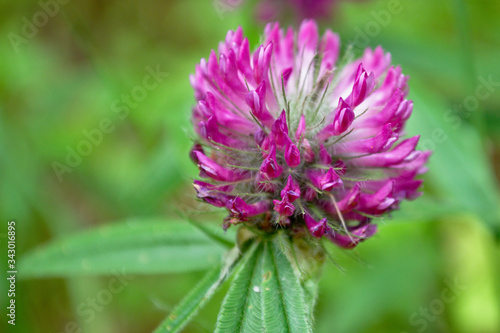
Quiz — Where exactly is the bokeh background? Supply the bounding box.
[1,0,500,332]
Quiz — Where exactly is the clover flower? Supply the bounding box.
[256,0,369,21]
[257,0,337,21]
[190,20,430,248]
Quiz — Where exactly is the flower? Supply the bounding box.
[190,20,430,248]
[256,0,366,21]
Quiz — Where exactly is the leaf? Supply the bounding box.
[19,219,228,278]
[179,211,235,249]
[215,236,313,333]
[153,247,241,333]
[260,238,313,333]
[215,242,265,333]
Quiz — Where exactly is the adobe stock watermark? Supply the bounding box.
[351,0,413,50]
[51,65,168,182]
[419,74,500,152]
[213,0,243,19]
[58,269,135,333]
[401,278,466,333]
[7,0,72,54]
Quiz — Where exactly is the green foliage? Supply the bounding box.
[153,247,239,333]
[19,219,228,277]
[215,242,264,333]
[153,266,225,333]
[259,238,313,333]
[215,236,313,333]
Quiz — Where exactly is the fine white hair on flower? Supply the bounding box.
[189,20,430,249]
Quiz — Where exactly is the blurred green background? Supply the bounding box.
[1,0,499,332]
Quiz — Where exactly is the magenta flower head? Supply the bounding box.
[257,0,337,21]
[256,0,369,21]
[190,20,430,249]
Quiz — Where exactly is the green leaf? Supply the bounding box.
[215,242,265,333]
[215,236,313,333]
[179,211,235,249]
[19,219,228,278]
[153,247,241,333]
[260,238,313,333]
